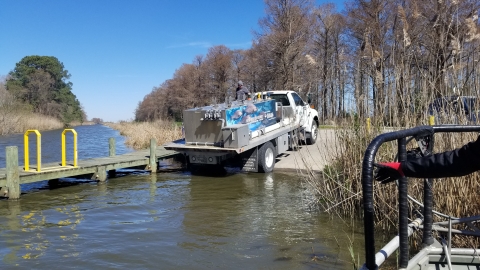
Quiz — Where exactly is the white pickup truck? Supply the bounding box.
[164,90,319,173]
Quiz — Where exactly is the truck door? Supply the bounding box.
[290,92,307,127]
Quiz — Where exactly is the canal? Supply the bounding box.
[0,125,365,269]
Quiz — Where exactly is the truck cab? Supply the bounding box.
[267,90,319,145]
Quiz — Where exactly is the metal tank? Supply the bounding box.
[182,99,277,148]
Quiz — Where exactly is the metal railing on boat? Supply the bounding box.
[361,125,480,270]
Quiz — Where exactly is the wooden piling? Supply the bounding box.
[149,138,157,173]
[94,166,107,182]
[6,146,20,200]
[109,138,116,156]
[108,138,116,178]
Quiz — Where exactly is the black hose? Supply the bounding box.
[433,125,480,133]
[398,137,409,268]
[422,178,434,245]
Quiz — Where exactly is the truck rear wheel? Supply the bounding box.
[306,122,318,145]
[258,141,276,173]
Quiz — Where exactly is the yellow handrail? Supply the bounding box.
[24,130,41,172]
[62,129,78,167]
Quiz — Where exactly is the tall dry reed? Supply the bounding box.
[302,117,480,246]
[105,120,182,149]
[0,111,64,135]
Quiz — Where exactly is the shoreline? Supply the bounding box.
[0,122,96,137]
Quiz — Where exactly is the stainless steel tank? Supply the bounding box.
[182,99,277,146]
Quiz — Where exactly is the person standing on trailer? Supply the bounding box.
[236,81,250,101]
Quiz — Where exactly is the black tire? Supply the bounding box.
[258,141,276,173]
[306,122,318,145]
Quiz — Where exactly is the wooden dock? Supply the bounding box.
[0,138,180,199]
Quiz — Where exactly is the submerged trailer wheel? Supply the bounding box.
[258,141,276,173]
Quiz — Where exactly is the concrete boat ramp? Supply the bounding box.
[274,129,336,173]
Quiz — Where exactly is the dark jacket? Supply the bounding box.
[236,86,249,100]
[402,135,480,178]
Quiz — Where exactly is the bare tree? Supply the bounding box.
[204,45,233,101]
[135,0,480,128]
[310,3,347,120]
[231,49,245,83]
[256,0,314,89]
[244,39,276,92]
[346,0,396,118]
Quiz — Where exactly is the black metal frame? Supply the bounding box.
[362,125,480,270]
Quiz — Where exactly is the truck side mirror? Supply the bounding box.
[307,93,315,108]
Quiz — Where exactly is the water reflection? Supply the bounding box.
[178,172,358,269]
[0,193,85,264]
[3,201,22,264]
[0,164,363,269]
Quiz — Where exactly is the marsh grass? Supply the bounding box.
[300,116,480,248]
[105,120,182,149]
[0,111,64,135]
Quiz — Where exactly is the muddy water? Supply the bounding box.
[0,125,365,269]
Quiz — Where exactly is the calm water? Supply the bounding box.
[0,125,365,269]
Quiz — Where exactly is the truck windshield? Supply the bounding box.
[291,92,305,106]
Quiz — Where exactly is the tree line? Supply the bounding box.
[136,0,480,126]
[4,55,86,124]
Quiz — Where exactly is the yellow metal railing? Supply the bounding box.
[24,130,41,172]
[62,129,78,167]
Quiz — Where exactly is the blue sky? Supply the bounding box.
[0,0,345,122]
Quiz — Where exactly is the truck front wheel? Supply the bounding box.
[306,122,318,145]
[258,141,276,173]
